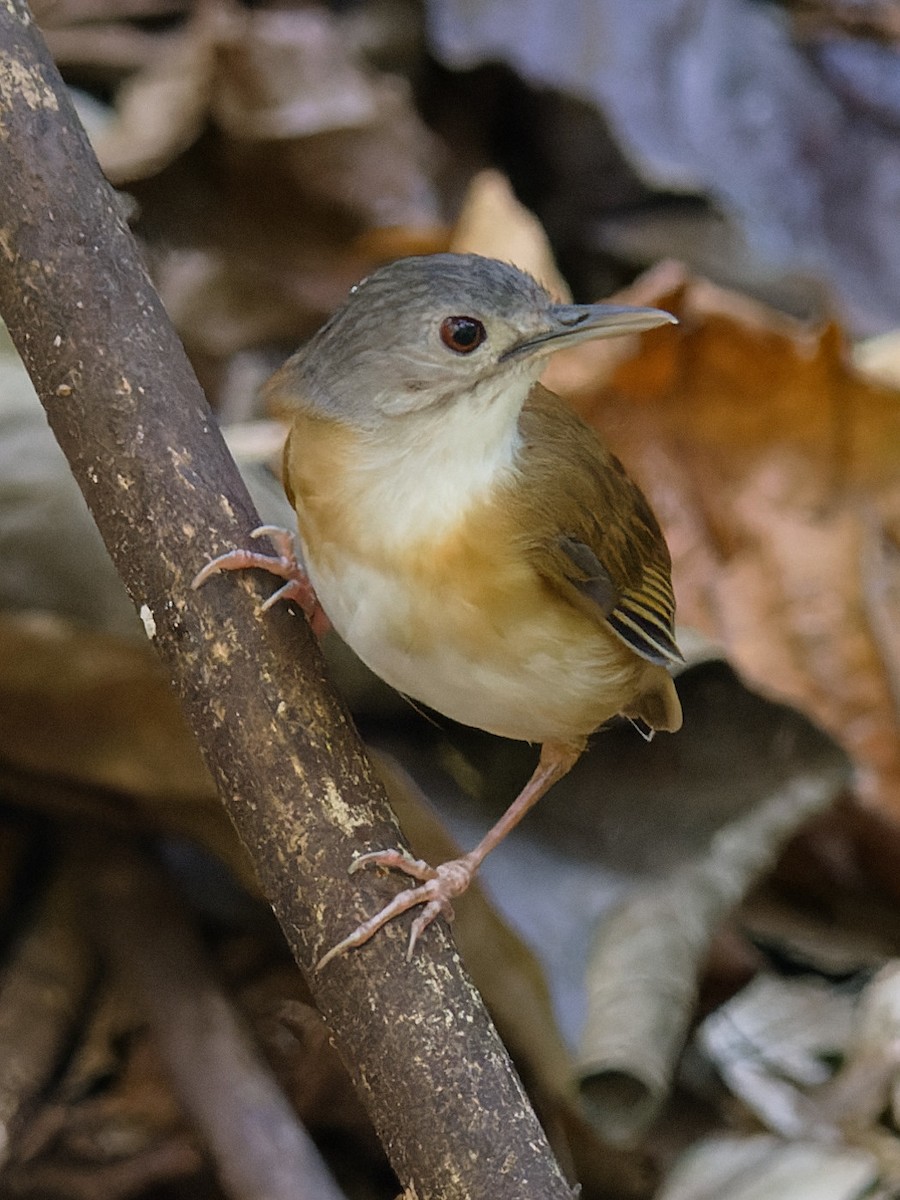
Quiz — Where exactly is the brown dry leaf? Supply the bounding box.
[91,26,214,184]
[0,613,211,804]
[353,224,451,264]
[92,0,441,230]
[788,1,900,42]
[84,0,442,374]
[0,612,252,884]
[449,170,572,302]
[541,263,900,820]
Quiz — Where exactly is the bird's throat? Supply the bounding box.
[349,371,532,543]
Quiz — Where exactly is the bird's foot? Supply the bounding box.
[191,525,330,635]
[316,849,475,970]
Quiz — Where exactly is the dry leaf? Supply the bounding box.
[657,1135,878,1200]
[450,170,572,302]
[699,974,856,1139]
[579,765,846,1142]
[855,330,900,390]
[695,967,900,1189]
[0,613,212,805]
[543,264,900,820]
[93,0,441,229]
[80,0,443,376]
[836,962,900,1130]
[210,3,386,141]
[91,26,214,184]
[788,2,900,43]
[0,612,252,884]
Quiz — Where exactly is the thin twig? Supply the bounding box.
[85,836,347,1200]
[0,852,94,1170]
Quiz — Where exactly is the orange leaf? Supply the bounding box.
[546,263,900,818]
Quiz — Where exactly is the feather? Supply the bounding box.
[511,384,683,668]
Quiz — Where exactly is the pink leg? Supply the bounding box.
[191,525,330,636]
[316,739,585,969]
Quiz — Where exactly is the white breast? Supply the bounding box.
[338,370,529,548]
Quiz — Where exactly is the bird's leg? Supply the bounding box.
[317,739,585,969]
[191,524,330,636]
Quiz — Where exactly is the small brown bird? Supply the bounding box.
[194,253,682,968]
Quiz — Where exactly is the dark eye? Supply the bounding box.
[440,316,486,354]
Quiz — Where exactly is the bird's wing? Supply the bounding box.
[513,384,682,667]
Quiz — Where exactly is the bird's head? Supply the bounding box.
[271,253,676,427]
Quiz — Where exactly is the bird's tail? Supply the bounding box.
[625,667,683,736]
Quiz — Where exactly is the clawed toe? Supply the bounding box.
[250,524,297,560]
[316,852,474,970]
[349,848,437,883]
[259,579,311,613]
[407,898,455,960]
[191,526,330,634]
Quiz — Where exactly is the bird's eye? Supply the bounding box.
[440,316,486,354]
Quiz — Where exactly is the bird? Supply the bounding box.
[193,253,683,969]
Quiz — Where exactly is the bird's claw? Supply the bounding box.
[316,851,474,970]
[348,847,437,882]
[191,524,330,635]
[251,524,297,560]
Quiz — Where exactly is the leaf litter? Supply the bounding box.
[3,2,900,1196]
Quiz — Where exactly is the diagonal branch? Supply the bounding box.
[0,6,574,1197]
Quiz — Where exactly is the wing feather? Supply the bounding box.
[512,385,682,667]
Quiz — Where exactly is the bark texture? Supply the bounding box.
[0,7,574,1196]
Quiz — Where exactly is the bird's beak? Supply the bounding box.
[500,303,677,362]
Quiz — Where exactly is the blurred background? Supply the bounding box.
[1,1,900,1197]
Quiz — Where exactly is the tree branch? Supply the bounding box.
[0,7,574,1197]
